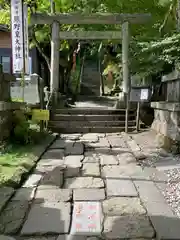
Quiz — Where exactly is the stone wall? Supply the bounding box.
[0,73,18,143]
[151,102,180,151]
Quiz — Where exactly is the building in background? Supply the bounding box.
[0,24,39,76]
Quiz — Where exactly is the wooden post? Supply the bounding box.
[122,21,130,133]
[136,101,140,132]
[50,0,59,104]
[38,76,45,132]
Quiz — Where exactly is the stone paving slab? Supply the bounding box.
[107,136,128,148]
[135,180,180,239]
[73,189,105,201]
[154,158,180,171]
[117,152,137,165]
[64,155,84,165]
[37,159,65,168]
[103,215,154,239]
[64,177,104,189]
[57,236,87,240]
[65,142,84,155]
[0,187,14,213]
[65,167,81,177]
[71,202,103,236]
[21,202,71,235]
[106,179,138,197]
[0,200,29,234]
[99,154,118,165]
[82,163,100,177]
[102,165,130,179]
[34,188,72,203]
[2,131,179,240]
[102,165,150,180]
[134,181,167,203]
[83,152,99,163]
[61,134,81,140]
[13,188,36,201]
[23,174,42,188]
[40,168,64,187]
[80,133,99,143]
[85,138,110,149]
[41,149,64,160]
[50,138,69,149]
[64,155,84,177]
[103,197,146,216]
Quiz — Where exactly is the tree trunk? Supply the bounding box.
[177,0,180,31]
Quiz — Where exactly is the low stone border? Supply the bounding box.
[121,132,146,160]
[0,133,58,214]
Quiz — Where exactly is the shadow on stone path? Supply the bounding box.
[0,132,180,239]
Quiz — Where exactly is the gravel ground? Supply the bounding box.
[130,130,180,217]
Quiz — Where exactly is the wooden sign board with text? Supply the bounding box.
[32,109,50,121]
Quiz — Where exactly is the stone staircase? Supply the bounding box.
[48,105,137,133]
[80,60,100,96]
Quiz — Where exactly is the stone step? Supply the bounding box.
[49,120,136,128]
[49,126,136,133]
[52,114,136,121]
[53,108,135,115]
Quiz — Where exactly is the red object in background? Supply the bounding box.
[108,71,113,81]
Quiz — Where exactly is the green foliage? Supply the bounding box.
[0,0,179,83]
[10,109,44,145]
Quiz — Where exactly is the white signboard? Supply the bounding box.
[11,81,39,104]
[23,4,29,75]
[140,89,149,100]
[11,0,24,73]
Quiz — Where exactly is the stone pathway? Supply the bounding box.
[1,132,180,239]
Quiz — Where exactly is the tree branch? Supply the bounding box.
[30,26,51,70]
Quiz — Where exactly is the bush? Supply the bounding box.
[10,108,45,145]
[11,109,31,145]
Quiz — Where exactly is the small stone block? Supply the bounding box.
[83,152,99,163]
[82,163,100,176]
[40,168,63,187]
[103,197,146,216]
[65,167,81,177]
[21,202,71,235]
[0,187,14,213]
[57,235,86,240]
[50,138,67,149]
[42,149,64,160]
[100,155,118,166]
[65,142,84,155]
[64,155,84,166]
[102,166,130,179]
[13,188,36,201]
[106,179,138,197]
[34,188,72,203]
[117,152,136,165]
[80,133,99,143]
[0,201,29,234]
[103,216,154,239]
[37,159,65,167]
[71,202,103,236]
[23,174,42,188]
[73,189,105,201]
[64,177,104,189]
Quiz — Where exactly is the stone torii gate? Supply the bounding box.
[30,13,151,97]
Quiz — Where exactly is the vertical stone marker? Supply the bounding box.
[71,202,103,236]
